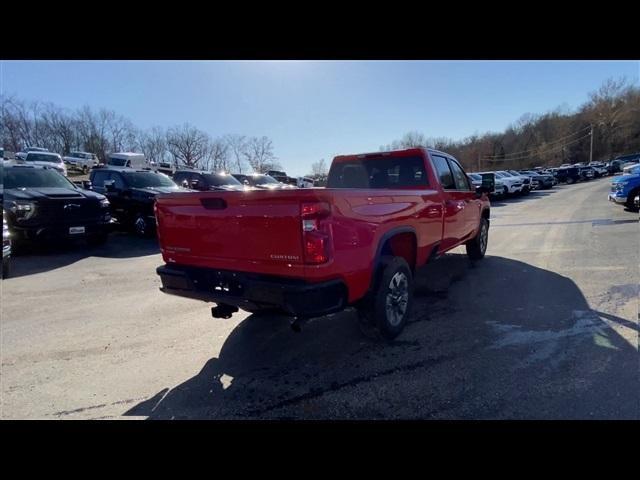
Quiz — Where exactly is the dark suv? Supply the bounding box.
[555,167,581,184]
[172,169,246,191]
[90,167,187,237]
[2,164,111,246]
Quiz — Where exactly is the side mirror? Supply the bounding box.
[73,180,93,190]
[104,179,116,193]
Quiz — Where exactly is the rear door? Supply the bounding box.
[431,154,475,250]
[447,157,479,238]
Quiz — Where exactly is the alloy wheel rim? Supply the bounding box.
[385,272,409,327]
[135,217,146,235]
[480,222,488,253]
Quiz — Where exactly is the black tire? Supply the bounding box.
[566,177,575,185]
[87,233,108,246]
[357,256,413,340]
[625,189,640,211]
[466,217,489,260]
[82,165,89,174]
[2,257,10,279]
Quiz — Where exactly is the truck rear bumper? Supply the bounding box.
[157,264,348,318]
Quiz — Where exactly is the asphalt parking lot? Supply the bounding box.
[1,177,638,419]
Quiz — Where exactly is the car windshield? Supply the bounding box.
[243,174,279,186]
[109,158,128,166]
[122,172,177,188]
[26,153,61,163]
[3,167,76,189]
[203,173,242,186]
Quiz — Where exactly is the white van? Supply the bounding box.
[107,152,154,170]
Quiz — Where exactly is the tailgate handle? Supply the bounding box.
[200,198,227,210]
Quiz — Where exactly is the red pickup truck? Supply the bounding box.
[155,148,492,339]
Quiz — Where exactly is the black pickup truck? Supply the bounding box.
[2,164,112,246]
[90,167,190,237]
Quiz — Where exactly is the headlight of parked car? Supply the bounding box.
[99,197,110,208]
[9,201,36,221]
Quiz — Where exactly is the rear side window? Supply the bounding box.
[431,155,455,190]
[91,170,109,187]
[448,159,472,191]
[327,155,428,189]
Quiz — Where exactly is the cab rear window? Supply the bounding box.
[327,156,428,189]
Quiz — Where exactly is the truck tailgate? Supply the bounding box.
[155,190,311,275]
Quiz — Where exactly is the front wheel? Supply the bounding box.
[87,233,108,246]
[466,217,489,260]
[626,189,640,211]
[357,256,413,340]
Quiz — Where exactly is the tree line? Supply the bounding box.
[1,96,282,174]
[380,77,640,172]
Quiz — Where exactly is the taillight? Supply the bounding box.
[301,202,332,264]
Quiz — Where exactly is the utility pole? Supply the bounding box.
[589,124,594,164]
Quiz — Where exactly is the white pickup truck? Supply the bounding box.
[64,151,99,173]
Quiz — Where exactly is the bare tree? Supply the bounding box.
[224,134,248,173]
[137,126,169,165]
[203,137,230,172]
[309,158,328,178]
[166,123,210,168]
[243,136,280,173]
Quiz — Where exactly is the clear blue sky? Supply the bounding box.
[2,60,638,176]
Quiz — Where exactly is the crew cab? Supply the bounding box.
[90,167,190,237]
[64,151,99,174]
[155,148,492,339]
[609,168,640,210]
[2,164,111,246]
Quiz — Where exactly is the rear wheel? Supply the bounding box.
[2,257,10,279]
[466,217,489,260]
[133,214,153,238]
[357,256,413,340]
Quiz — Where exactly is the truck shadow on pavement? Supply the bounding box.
[125,254,639,420]
[7,232,159,279]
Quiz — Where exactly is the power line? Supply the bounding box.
[484,132,593,163]
[483,125,592,159]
